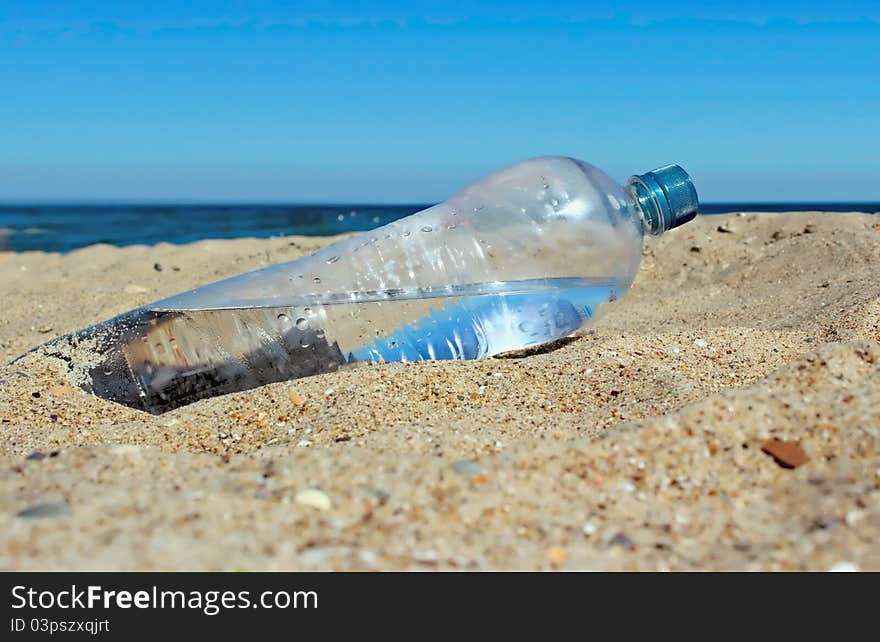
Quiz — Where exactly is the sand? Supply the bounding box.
[1,211,878,570]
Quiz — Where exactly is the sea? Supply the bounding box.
[1,202,878,254]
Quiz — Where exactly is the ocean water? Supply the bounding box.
[1,202,878,253]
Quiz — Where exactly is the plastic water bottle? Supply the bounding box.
[39,156,699,413]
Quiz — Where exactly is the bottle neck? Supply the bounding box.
[627,165,699,236]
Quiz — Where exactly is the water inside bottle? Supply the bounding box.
[84,276,626,412]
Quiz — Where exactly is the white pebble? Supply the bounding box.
[412,550,439,564]
[828,562,859,572]
[294,488,332,511]
[694,338,708,348]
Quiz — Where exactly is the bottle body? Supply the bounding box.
[55,157,680,413]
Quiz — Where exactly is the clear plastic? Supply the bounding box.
[38,156,662,413]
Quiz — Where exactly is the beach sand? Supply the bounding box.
[1,211,878,570]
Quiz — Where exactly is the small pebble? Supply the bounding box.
[761,438,807,469]
[287,389,307,407]
[294,489,332,511]
[608,532,635,550]
[16,502,70,520]
[451,460,481,477]
[545,546,567,564]
[694,338,708,348]
[123,284,149,294]
[412,550,439,565]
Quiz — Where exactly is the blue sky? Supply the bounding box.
[1,1,878,203]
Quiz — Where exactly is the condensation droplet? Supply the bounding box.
[550,199,559,207]
[316,328,325,338]
[277,313,290,323]
[313,276,321,284]
[402,230,411,237]
[447,224,456,230]
[295,317,309,331]
[299,337,310,348]
[304,307,313,316]
[421,225,433,233]
[326,255,339,264]
[517,321,530,333]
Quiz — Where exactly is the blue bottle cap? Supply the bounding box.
[627,164,699,235]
